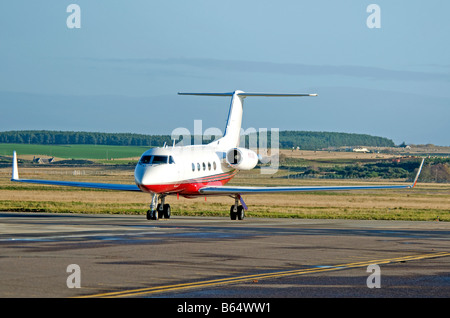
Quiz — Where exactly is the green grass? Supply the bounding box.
[1,200,447,221]
[0,143,149,160]
[0,200,146,215]
[1,144,448,221]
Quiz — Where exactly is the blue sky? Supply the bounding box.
[0,1,449,145]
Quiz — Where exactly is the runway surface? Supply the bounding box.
[0,212,449,299]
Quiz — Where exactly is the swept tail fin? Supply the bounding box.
[178,90,317,149]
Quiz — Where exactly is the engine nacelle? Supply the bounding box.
[226,148,258,170]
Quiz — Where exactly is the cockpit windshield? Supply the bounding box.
[152,155,168,164]
[139,155,175,165]
[140,156,152,164]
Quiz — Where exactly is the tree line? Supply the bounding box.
[0,130,395,150]
[278,130,395,149]
[0,131,171,147]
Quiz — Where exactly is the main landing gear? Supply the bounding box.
[147,193,171,220]
[146,193,246,221]
[230,195,245,220]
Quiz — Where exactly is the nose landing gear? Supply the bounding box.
[147,194,171,220]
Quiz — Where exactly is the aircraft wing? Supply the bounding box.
[10,151,141,192]
[11,178,141,191]
[199,159,425,195]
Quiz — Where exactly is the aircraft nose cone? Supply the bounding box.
[134,165,146,185]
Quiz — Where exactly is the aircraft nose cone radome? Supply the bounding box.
[134,165,147,186]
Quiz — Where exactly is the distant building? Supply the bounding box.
[33,156,55,164]
[352,148,369,153]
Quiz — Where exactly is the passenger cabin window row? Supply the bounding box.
[139,155,218,173]
[192,161,217,172]
[139,155,175,165]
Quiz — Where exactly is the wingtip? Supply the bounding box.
[11,151,19,181]
[411,158,425,188]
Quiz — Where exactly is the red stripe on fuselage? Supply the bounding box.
[138,170,237,196]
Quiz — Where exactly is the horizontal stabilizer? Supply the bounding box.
[178,92,317,97]
[238,93,317,97]
[178,92,234,97]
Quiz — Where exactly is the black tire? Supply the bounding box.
[230,205,237,220]
[237,205,245,220]
[147,210,157,220]
[163,204,171,219]
[155,204,162,219]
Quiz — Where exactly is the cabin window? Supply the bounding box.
[213,162,217,170]
[202,162,206,171]
[197,163,200,171]
[169,156,175,164]
[192,163,195,171]
[208,162,211,170]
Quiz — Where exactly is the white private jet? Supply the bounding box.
[11,90,424,220]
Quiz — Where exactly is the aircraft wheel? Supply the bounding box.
[157,204,164,219]
[147,210,157,220]
[163,204,171,219]
[230,205,237,220]
[237,205,245,220]
[147,210,158,220]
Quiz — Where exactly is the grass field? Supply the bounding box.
[0,163,449,221]
[0,144,448,221]
[0,143,147,161]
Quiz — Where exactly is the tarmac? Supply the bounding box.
[0,212,449,299]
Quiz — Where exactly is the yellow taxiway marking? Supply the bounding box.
[77,251,450,298]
